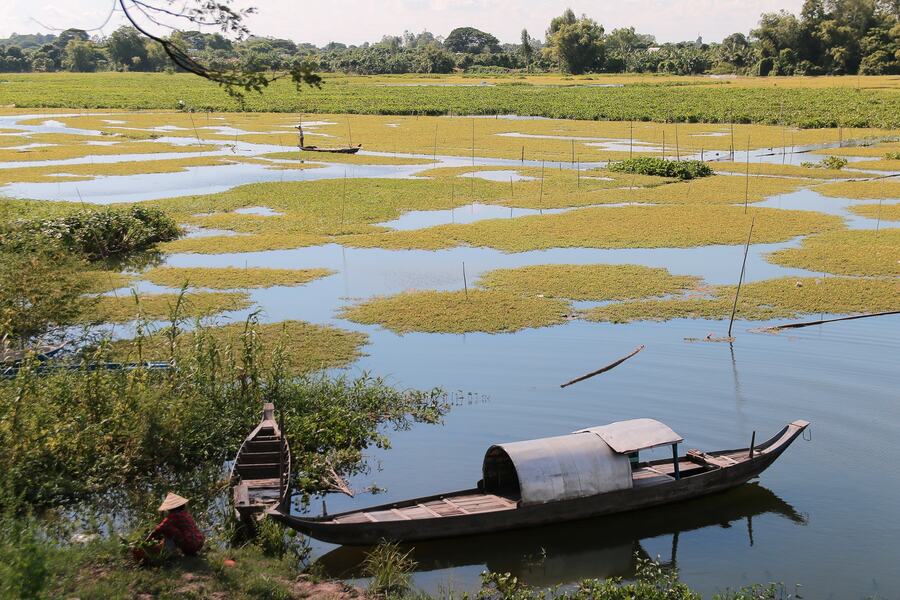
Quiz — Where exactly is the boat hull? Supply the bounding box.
[300,146,361,154]
[270,421,807,545]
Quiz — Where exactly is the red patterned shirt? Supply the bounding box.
[152,509,205,555]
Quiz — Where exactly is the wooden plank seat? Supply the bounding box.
[233,483,250,506]
[328,493,516,524]
[687,448,738,468]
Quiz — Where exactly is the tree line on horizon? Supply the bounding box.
[1,1,897,77]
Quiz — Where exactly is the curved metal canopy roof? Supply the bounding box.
[483,432,632,506]
[575,418,683,454]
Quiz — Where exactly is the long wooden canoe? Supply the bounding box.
[300,145,361,154]
[268,419,808,545]
[230,403,291,523]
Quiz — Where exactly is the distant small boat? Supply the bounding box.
[299,145,361,154]
[231,403,291,523]
[269,418,809,545]
[295,123,361,154]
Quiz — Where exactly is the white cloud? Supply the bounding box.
[2,0,805,44]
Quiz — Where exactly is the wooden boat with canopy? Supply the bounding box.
[268,418,809,545]
[230,403,291,523]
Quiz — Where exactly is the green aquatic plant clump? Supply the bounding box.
[586,276,898,323]
[89,291,252,323]
[341,289,571,334]
[478,264,700,301]
[848,202,900,223]
[142,266,334,290]
[768,228,900,276]
[345,205,843,252]
[112,320,367,374]
[607,157,713,180]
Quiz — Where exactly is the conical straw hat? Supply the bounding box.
[158,492,189,512]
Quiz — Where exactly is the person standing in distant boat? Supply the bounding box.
[296,123,305,148]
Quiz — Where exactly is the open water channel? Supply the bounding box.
[2,113,899,598]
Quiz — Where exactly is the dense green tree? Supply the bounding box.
[520,28,534,70]
[61,39,101,72]
[718,33,754,70]
[545,8,605,74]
[605,27,656,71]
[54,28,89,49]
[107,26,149,70]
[414,44,455,73]
[444,27,501,54]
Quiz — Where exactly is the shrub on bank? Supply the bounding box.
[607,157,713,180]
[0,206,181,261]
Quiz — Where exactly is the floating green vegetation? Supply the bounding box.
[81,270,134,294]
[811,142,900,157]
[815,179,900,200]
[478,264,700,301]
[262,150,436,165]
[142,266,334,289]
[711,161,858,179]
[768,228,900,276]
[0,156,244,186]
[848,202,900,222]
[0,132,120,148]
[847,158,900,171]
[586,277,899,323]
[576,172,806,206]
[608,157,712,179]
[341,289,571,334]
[344,205,843,252]
[159,232,328,254]
[113,320,367,373]
[0,139,217,163]
[89,291,252,323]
[0,198,81,222]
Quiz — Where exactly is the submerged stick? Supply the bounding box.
[539,159,545,212]
[753,311,900,333]
[560,345,645,388]
[727,217,755,339]
[675,121,680,161]
[433,122,438,163]
[462,261,468,299]
[629,120,633,159]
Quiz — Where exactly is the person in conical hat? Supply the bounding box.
[146,492,205,557]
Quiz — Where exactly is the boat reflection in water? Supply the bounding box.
[314,483,806,589]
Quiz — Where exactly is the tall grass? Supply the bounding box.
[363,542,417,598]
[0,307,447,514]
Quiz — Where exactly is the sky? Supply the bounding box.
[0,0,806,45]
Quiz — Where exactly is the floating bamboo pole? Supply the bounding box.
[753,310,900,333]
[560,345,645,388]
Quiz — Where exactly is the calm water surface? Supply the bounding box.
[4,113,899,598]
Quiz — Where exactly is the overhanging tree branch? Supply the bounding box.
[118,0,320,100]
